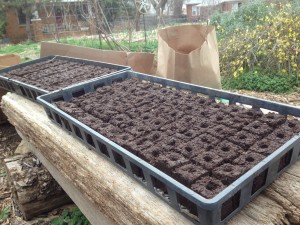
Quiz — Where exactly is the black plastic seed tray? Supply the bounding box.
[0,55,130,101]
[37,71,300,225]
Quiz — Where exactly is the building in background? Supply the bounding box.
[185,0,246,22]
[4,0,95,43]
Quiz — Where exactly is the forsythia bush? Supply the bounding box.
[212,1,300,79]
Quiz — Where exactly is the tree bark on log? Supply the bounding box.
[1,93,300,225]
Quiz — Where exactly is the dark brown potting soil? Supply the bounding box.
[55,78,300,199]
[1,59,117,92]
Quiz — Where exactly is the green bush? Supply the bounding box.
[211,0,300,94]
[222,71,299,93]
[210,0,272,39]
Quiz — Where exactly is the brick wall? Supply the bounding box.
[222,2,233,11]
[5,9,28,44]
[187,4,221,21]
[186,1,245,22]
[31,19,93,42]
[187,4,198,21]
[5,5,95,43]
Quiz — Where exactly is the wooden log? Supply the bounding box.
[1,92,300,225]
[4,152,72,220]
[0,88,8,124]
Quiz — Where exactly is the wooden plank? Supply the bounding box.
[1,92,300,225]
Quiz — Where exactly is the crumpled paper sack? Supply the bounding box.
[156,24,221,89]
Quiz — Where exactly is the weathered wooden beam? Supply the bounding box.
[0,88,8,124]
[1,93,300,225]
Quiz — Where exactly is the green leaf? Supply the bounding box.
[0,207,11,221]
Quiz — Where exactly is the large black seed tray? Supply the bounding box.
[37,71,300,225]
[0,55,130,101]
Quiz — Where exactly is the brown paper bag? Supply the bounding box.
[0,54,22,123]
[40,42,155,74]
[156,25,221,89]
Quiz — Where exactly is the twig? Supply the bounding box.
[11,192,15,218]
[0,192,11,200]
[22,162,33,168]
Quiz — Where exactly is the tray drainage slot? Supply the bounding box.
[73,125,83,139]
[251,168,268,195]
[24,88,32,99]
[97,141,109,158]
[278,149,293,172]
[176,193,198,219]
[85,133,95,148]
[31,91,38,100]
[221,191,240,221]
[151,176,169,201]
[5,83,12,91]
[72,89,85,98]
[4,82,10,90]
[130,163,146,183]
[61,117,72,132]
[8,83,15,91]
[54,113,62,126]
[20,86,26,96]
[1,81,6,88]
[112,151,126,169]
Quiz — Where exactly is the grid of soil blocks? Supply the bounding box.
[55,78,300,199]
[1,59,117,91]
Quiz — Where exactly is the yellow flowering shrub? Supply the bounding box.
[215,2,300,78]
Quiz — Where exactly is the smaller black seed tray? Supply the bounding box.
[0,55,130,101]
[37,71,300,225]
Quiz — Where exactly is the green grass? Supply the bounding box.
[0,31,158,64]
[59,32,158,53]
[222,70,300,93]
[0,41,40,62]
